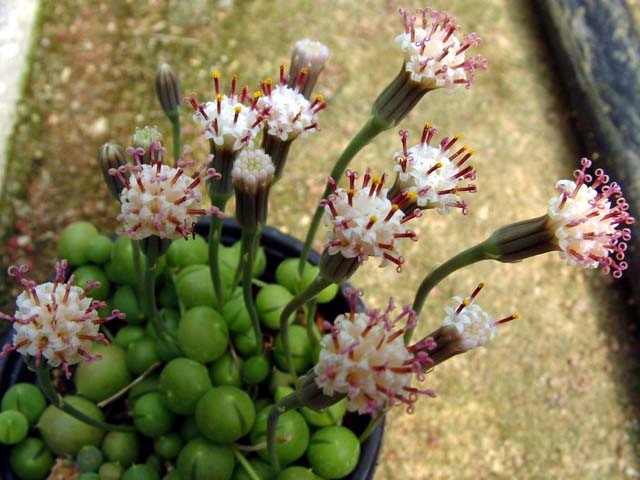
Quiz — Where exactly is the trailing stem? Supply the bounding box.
[170,112,181,164]
[208,194,231,307]
[35,364,133,433]
[279,276,332,377]
[267,392,304,472]
[240,228,263,354]
[143,245,180,355]
[232,446,261,480]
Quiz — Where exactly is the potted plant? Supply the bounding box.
[0,5,634,480]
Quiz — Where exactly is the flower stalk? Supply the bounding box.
[34,364,133,433]
[267,392,305,472]
[279,275,332,376]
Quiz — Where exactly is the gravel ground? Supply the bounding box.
[1,1,639,479]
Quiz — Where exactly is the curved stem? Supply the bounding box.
[232,446,261,480]
[143,246,180,354]
[241,228,263,354]
[132,240,142,292]
[305,299,319,348]
[405,242,491,344]
[297,115,387,278]
[97,361,162,408]
[267,392,304,472]
[171,115,181,164]
[208,213,226,307]
[359,410,385,443]
[279,276,331,377]
[35,365,133,433]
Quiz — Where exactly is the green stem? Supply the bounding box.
[241,228,263,354]
[132,240,142,294]
[267,392,304,472]
[252,278,268,288]
[280,276,331,377]
[171,115,181,164]
[35,365,133,432]
[305,299,319,348]
[232,447,261,480]
[297,115,388,278]
[405,242,491,344]
[359,410,385,443]
[100,325,115,344]
[208,212,227,307]
[143,245,180,354]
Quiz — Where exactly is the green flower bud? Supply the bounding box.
[155,63,181,118]
[98,142,128,201]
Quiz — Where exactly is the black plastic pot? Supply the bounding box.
[0,219,384,480]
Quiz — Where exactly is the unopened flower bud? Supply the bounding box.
[288,39,330,99]
[132,126,164,165]
[98,142,128,201]
[232,148,275,231]
[155,63,182,119]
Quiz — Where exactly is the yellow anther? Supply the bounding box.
[234,106,242,114]
[253,91,262,99]
[315,94,324,102]
[424,122,432,129]
[369,215,378,222]
[216,93,223,102]
[264,78,272,85]
[462,298,470,306]
[478,282,485,288]
[212,70,220,79]
[454,134,461,140]
[467,148,476,155]
[434,162,443,169]
[406,191,417,201]
[512,313,520,320]
[301,67,309,74]
[391,204,399,212]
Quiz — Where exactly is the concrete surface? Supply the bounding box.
[0,0,39,197]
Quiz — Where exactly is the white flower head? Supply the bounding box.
[322,169,420,271]
[231,148,275,195]
[547,158,635,278]
[442,283,517,352]
[392,125,477,214]
[396,8,487,90]
[314,290,434,415]
[114,142,221,240]
[189,72,262,151]
[257,67,326,142]
[289,39,330,98]
[0,262,125,378]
